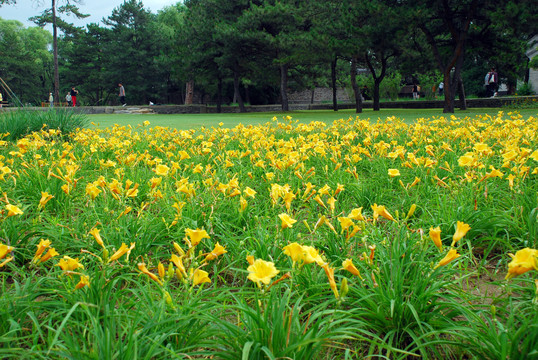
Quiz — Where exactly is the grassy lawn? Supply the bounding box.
[88,107,538,130]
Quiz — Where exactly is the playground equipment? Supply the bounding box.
[0,77,24,107]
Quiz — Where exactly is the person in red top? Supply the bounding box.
[70,86,79,107]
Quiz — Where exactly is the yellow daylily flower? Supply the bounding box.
[505,248,538,280]
[247,259,280,287]
[192,268,211,286]
[278,213,297,229]
[38,192,54,208]
[56,256,84,271]
[371,204,395,222]
[507,174,516,190]
[138,263,162,285]
[409,177,421,188]
[33,239,51,261]
[342,258,363,279]
[108,243,130,263]
[318,184,331,196]
[429,226,443,251]
[327,196,336,213]
[451,221,471,246]
[205,242,227,261]
[75,275,90,289]
[302,245,325,266]
[170,254,186,276]
[185,228,210,247]
[313,195,327,209]
[149,177,163,189]
[89,228,105,248]
[158,262,165,279]
[0,243,14,260]
[173,242,185,256]
[0,257,14,268]
[243,186,257,198]
[388,168,401,177]
[322,263,339,299]
[283,242,305,263]
[85,183,101,200]
[239,196,248,212]
[5,204,23,217]
[154,164,170,176]
[434,248,460,269]
[348,207,365,221]
[338,217,354,233]
[40,248,59,263]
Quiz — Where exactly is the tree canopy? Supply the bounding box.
[1,0,536,112]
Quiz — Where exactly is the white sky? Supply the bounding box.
[1,0,180,28]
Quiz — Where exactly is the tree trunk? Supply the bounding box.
[280,63,289,111]
[524,58,530,83]
[310,88,315,104]
[350,56,362,113]
[443,53,466,112]
[443,71,455,113]
[52,0,60,105]
[331,56,338,111]
[419,7,473,113]
[373,80,381,111]
[457,76,466,110]
[217,77,222,113]
[233,63,245,113]
[364,53,387,112]
[244,84,250,105]
[185,80,194,104]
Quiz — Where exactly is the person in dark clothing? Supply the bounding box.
[412,84,419,100]
[70,87,79,107]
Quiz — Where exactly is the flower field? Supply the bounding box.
[1,112,538,358]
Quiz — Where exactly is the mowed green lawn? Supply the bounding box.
[87,107,538,130]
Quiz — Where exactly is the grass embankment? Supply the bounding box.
[88,107,538,130]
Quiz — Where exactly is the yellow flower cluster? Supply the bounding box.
[428,221,471,269]
[0,113,536,303]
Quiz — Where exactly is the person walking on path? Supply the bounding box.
[486,68,498,97]
[49,93,54,107]
[118,83,126,106]
[412,83,419,100]
[66,92,72,107]
[70,87,79,107]
[438,82,444,96]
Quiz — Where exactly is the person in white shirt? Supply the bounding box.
[118,83,126,106]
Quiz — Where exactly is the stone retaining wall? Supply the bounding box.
[287,87,351,104]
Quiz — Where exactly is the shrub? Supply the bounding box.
[352,72,402,101]
[0,109,89,141]
[516,82,536,96]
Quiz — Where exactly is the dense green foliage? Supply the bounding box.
[0,18,52,104]
[0,109,89,140]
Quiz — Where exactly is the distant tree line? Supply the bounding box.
[0,0,536,113]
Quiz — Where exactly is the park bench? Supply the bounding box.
[399,84,424,98]
[41,102,70,107]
